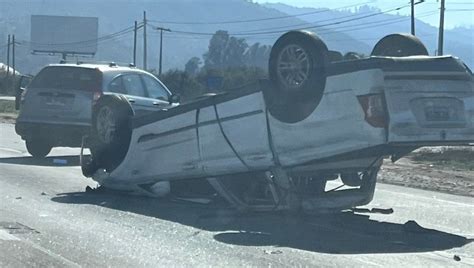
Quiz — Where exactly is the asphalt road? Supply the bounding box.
[0,122,473,267]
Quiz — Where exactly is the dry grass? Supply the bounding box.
[0,100,17,123]
[409,147,474,171]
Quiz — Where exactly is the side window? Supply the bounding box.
[107,76,126,94]
[141,74,169,100]
[122,74,146,97]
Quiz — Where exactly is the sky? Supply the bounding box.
[254,0,474,29]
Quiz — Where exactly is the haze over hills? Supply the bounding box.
[0,0,367,74]
[0,0,472,74]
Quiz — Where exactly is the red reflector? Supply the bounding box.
[93,91,101,101]
[357,94,387,128]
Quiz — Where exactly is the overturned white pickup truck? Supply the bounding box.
[81,31,474,213]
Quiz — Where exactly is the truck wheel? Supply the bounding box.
[371,33,428,57]
[267,30,328,123]
[90,98,131,172]
[26,139,52,158]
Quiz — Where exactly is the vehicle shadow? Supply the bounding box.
[0,155,81,166]
[51,191,472,254]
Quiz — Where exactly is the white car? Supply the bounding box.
[81,31,474,214]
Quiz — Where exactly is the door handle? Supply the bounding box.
[128,98,135,103]
[152,101,161,106]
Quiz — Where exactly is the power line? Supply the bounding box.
[446,8,474,11]
[167,4,412,37]
[235,3,409,34]
[147,1,373,25]
[320,10,438,32]
[161,10,438,42]
[319,11,438,35]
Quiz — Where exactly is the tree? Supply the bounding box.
[184,57,201,76]
[203,30,230,69]
[223,36,248,68]
[243,42,271,70]
[158,69,205,101]
[203,31,248,69]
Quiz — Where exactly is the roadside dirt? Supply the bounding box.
[0,113,17,124]
[379,147,473,197]
[0,99,17,124]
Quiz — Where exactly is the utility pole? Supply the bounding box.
[6,35,10,78]
[411,0,416,35]
[12,35,15,79]
[438,0,445,55]
[155,27,171,76]
[133,21,138,65]
[143,11,147,70]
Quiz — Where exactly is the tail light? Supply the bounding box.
[92,90,102,106]
[20,88,28,102]
[357,93,388,128]
[91,69,103,106]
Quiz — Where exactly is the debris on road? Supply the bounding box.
[453,255,461,261]
[174,197,213,205]
[371,208,394,214]
[264,249,283,255]
[351,207,394,214]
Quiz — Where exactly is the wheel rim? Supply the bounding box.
[96,106,116,144]
[277,44,311,90]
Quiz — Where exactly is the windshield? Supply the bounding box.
[29,66,101,91]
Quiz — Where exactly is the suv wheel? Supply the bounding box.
[371,33,428,57]
[25,139,52,158]
[91,98,132,172]
[266,30,329,123]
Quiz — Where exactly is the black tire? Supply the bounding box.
[25,139,52,158]
[371,33,429,57]
[90,98,132,172]
[266,30,328,123]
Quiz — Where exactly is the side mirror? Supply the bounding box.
[169,94,181,104]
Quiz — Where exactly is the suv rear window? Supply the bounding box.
[29,66,102,91]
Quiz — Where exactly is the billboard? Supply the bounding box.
[30,15,99,55]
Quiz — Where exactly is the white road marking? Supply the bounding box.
[0,147,23,154]
[376,187,474,207]
[0,229,20,241]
